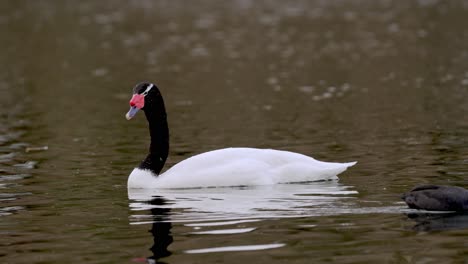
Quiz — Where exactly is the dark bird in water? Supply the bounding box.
[402,185,468,211]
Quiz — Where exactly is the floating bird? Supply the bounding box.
[402,185,468,211]
[125,82,356,188]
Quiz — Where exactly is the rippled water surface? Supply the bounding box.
[2,1,468,263]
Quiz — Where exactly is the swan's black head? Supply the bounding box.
[125,82,161,120]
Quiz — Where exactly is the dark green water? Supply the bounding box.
[2,1,468,263]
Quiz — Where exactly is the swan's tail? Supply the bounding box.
[344,161,357,168]
[276,161,357,183]
[321,161,357,178]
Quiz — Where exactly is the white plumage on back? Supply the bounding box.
[128,148,356,189]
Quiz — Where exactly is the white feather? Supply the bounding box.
[128,148,356,189]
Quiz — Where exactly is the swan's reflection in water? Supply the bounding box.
[128,182,359,262]
[129,182,359,221]
[406,212,468,232]
[145,197,173,263]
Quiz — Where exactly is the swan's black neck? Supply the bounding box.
[138,91,169,175]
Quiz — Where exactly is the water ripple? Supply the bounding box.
[189,227,256,235]
[185,243,286,254]
[0,104,33,218]
[185,219,261,227]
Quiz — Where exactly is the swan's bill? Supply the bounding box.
[126,106,140,120]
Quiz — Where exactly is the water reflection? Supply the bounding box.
[128,182,358,222]
[146,197,173,264]
[406,212,468,232]
[128,182,359,260]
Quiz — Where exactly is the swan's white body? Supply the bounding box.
[128,147,356,189]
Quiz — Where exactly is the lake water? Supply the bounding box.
[2,1,468,263]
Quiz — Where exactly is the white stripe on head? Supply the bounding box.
[142,84,154,96]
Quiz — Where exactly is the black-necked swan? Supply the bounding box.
[126,82,356,189]
[402,185,468,211]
